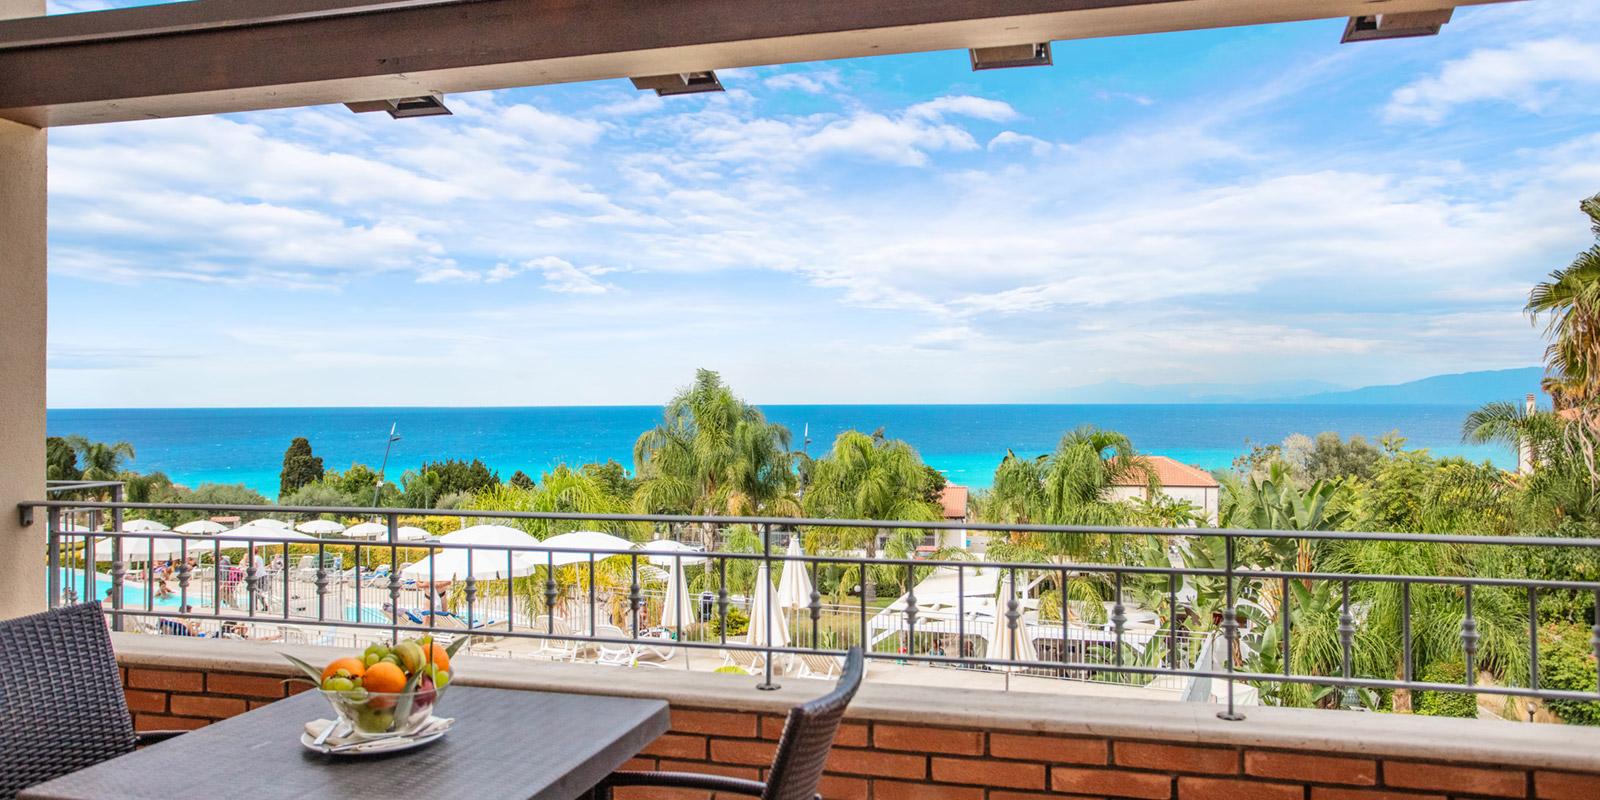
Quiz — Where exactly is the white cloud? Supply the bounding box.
[763,71,843,94]
[594,92,666,117]
[1095,90,1155,107]
[417,267,480,284]
[531,257,613,294]
[906,96,1020,123]
[987,131,1058,156]
[1386,38,1600,123]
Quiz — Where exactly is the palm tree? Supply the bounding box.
[1462,401,1565,466]
[802,430,941,602]
[1527,193,1600,409]
[632,370,798,543]
[64,436,135,482]
[983,426,1157,560]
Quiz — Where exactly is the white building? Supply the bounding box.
[1107,456,1220,524]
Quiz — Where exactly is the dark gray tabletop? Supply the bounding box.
[20,686,669,800]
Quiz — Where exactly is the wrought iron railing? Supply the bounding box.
[18,490,1600,721]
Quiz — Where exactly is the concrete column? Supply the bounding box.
[0,0,47,620]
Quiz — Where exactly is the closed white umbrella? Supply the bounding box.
[295,519,346,535]
[121,519,169,533]
[657,556,694,632]
[984,572,1038,670]
[173,520,228,535]
[745,562,789,649]
[537,530,635,567]
[402,525,540,581]
[775,536,813,612]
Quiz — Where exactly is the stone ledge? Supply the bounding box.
[111,633,1600,773]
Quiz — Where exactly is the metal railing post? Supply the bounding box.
[46,507,61,608]
[757,522,779,691]
[1218,532,1244,721]
[386,512,401,644]
[109,484,125,631]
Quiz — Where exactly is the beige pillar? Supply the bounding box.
[0,0,47,620]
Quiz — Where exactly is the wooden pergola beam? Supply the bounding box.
[0,0,1514,127]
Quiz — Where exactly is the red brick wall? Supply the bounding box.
[118,665,1600,800]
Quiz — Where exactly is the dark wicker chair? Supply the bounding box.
[0,602,185,800]
[595,647,865,800]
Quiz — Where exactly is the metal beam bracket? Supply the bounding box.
[1341,9,1453,43]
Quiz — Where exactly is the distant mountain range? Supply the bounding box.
[1056,367,1544,405]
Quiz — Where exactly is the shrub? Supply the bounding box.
[709,606,749,638]
[1540,624,1600,726]
[1414,661,1477,718]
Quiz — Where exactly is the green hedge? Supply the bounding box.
[1415,661,1477,718]
[1540,624,1600,726]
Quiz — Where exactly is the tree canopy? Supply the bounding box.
[278,437,325,498]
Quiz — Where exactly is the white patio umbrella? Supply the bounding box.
[396,526,431,542]
[984,572,1039,671]
[775,536,814,612]
[121,519,169,533]
[250,518,290,529]
[295,519,346,535]
[640,538,707,566]
[94,534,198,561]
[401,525,540,581]
[222,522,317,542]
[745,561,789,649]
[173,519,228,535]
[341,521,389,539]
[537,530,635,568]
[657,556,694,632]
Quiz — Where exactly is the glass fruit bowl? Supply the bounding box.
[321,682,448,737]
[287,635,462,740]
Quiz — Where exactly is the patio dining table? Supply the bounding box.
[19,686,669,800]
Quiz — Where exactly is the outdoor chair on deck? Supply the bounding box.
[594,647,864,800]
[1,602,187,800]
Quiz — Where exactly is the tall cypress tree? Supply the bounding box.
[279,437,325,498]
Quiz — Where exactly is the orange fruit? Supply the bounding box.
[321,657,367,682]
[424,642,451,674]
[362,661,408,694]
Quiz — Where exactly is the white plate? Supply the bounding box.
[300,721,449,757]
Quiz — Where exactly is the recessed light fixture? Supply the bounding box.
[344,94,453,119]
[969,42,1052,71]
[1341,10,1453,43]
[630,71,724,96]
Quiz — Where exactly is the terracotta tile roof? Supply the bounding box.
[1113,455,1219,488]
[938,484,969,519]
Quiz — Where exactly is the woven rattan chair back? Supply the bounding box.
[761,647,865,800]
[0,602,137,800]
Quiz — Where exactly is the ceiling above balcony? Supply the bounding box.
[0,0,1520,127]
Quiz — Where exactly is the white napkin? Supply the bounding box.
[303,717,454,754]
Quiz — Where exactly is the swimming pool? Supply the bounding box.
[50,568,182,608]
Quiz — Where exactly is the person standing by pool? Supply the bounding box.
[220,555,241,608]
[247,546,270,611]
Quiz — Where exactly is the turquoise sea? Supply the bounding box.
[46,404,1507,497]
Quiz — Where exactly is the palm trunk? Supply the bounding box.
[863,529,880,603]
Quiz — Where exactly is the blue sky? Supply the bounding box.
[41,1,1600,407]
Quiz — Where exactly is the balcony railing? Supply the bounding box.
[19,488,1600,722]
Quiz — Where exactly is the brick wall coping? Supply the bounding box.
[112,633,1600,773]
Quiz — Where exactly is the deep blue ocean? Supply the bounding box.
[46,405,1506,497]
